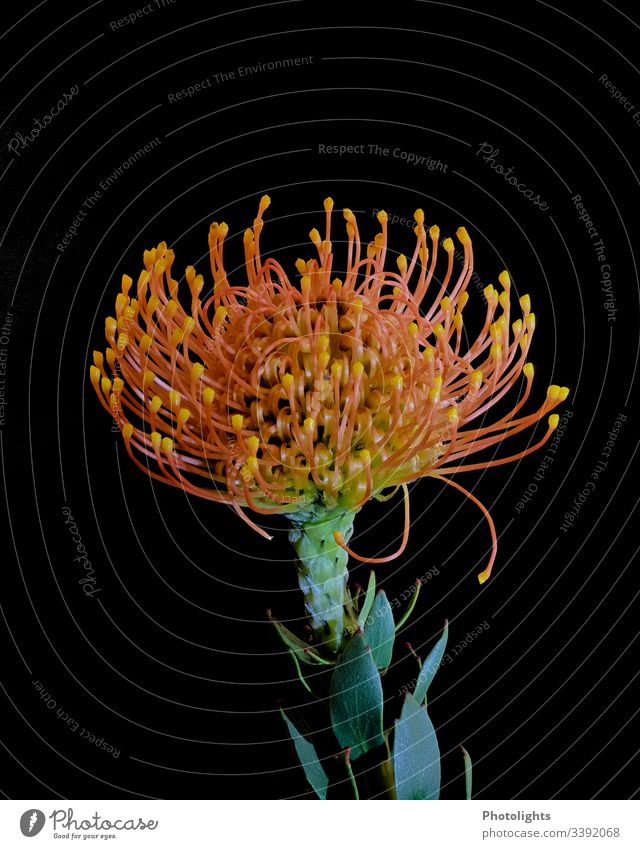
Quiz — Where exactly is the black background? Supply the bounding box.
[0,0,638,801]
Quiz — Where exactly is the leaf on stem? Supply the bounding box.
[393,692,440,800]
[280,709,329,800]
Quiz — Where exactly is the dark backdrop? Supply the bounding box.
[0,0,638,800]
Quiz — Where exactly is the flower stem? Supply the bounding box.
[288,507,359,653]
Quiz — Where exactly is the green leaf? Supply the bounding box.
[330,634,385,760]
[280,709,329,800]
[364,590,395,669]
[413,620,448,704]
[269,614,333,666]
[357,571,376,628]
[461,745,472,800]
[395,579,422,631]
[393,693,440,800]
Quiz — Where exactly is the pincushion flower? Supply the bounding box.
[90,196,568,651]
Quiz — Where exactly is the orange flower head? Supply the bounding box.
[90,196,568,581]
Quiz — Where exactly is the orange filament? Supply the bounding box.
[333,483,410,564]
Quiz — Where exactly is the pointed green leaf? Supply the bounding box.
[413,620,448,704]
[364,590,395,669]
[357,571,376,628]
[393,693,440,800]
[280,709,329,800]
[269,614,332,666]
[330,634,385,760]
[461,745,472,800]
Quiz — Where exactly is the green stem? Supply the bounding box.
[288,507,359,653]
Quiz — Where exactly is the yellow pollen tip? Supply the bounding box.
[121,274,132,295]
[351,299,363,314]
[548,414,560,429]
[414,208,424,225]
[499,270,511,288]
[105,317,117,337]
[231,414,244,432]
[214,306,228,322]
[165,300,178,320]
[442,237,454,252]
[434,323,445,336]
[331,362,342,378]
[519,294,531,312]
[101,377,111,395]
[318,351,330,370]
[377,210,388,223]
[295,258,307,274]
[203,387,215,406]
[447,407,459,423]
[140,334,152,353]
[246,456,259,473]
[122,423,134,441]
[191,363,204,380]
[151,431,161,449]
[309,228,321,244]
[408,322,419,337]
[390,374,403,391]
[282,373,294,391]
[89,366,100,386]
[429,225,440,239]
[456,226,470,244]
[178,408,191,425]
[343,208,354,222]
[168,390,181,409]
[106,349,116,369]
[218,222,229,238]
[332,278,343,290]
[247,436,260,454]
[558,386,570,401]
[161,437,174,455]
[171,328,183,347]
[352,361,364,378]
[112,377,124,394]
[304,417,315,430]
[471,370,483,388]
[301,276,311,294]
[149,396,162,413]
[523,363,534,380]
[260,194,271,209]
[526,313,536,332]
[92,351,103,368]
[324,197,334,211]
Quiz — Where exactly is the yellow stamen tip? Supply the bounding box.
[101,377,111,395]
[414,208,424,225]
[191,363,204,380]
[343,208,354,222]
[408,322,419,337]
[377,210,388,223]
[295,258,307,274]
[397,254,407,272]
[231,414,244,432]
[203,387,215,405]
[331,362,342,378]
[429,225,440,239]
[548,414,560,429]
[112,377,124,394]
[309,228,321,243]
[121,274,132,295]
[151,431,161,448]
[558,386,570,401]
[247,436,260,454]
[499,270,511,288]
[214,306,228,322]
[161,437,174,454]
[442,237,454,252]
[447,407,459,423]
[123,423,134,441]
[523,363,534,380]
[456,226,470,244]
[519,294,531,312]
[89,366,100,386]
[282,373,294,391]
[304,417,315,430]
[352,361,365,378]
[260,194,271,209]
[140,334,152,353]
[169,390,181,408]
[324,197,334,211]
[178,408,191,425]
[150,396,162,413]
